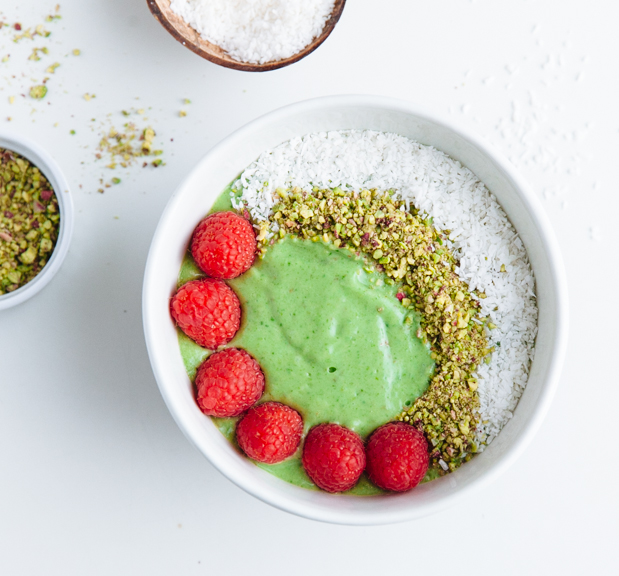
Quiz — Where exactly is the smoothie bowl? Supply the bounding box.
[143,96,568,524]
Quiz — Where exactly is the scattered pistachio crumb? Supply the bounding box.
[83,93,96,101]
[45,62,60,74]
[96,120,164,169]
[72,48,81,56]
[13,23,52,43]
[179,110,187,117]
[29,85,47,99]
[112,177,121,185]
[28,47,46,61]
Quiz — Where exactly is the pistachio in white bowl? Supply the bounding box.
[0,132,73,310]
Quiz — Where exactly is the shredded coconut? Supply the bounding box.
[232,130,538,450]
[169,0,336,65]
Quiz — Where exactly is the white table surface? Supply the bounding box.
[1,1,617,573]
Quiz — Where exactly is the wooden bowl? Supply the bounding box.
[146,0,347,72]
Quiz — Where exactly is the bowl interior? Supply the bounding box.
[147,0,346,72]
[0,134,73,310]
[143,96,567,524]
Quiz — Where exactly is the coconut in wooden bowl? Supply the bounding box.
[147,0,346,72]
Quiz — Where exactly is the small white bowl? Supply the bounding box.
[0,132,73,310]
[142,96,568,525]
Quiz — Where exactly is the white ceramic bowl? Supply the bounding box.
[0,132,73,310]
[143,96,568,525]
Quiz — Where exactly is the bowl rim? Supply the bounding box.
[142,95,569,524]
[0,131,74,311]
[146,0,347,72]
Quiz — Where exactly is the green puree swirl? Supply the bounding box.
[177,192,437,494]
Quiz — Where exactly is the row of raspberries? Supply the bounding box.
[238,407,431,493]
[193,345,430,493]
[170,211,429,493]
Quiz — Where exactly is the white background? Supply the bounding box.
[1,0,617,574]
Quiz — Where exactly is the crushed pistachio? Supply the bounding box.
[13,23,52,43]
[29,85,47,99]
[45,6,62,23]
[83,93,95,101]
[96,121,164,169]
[72,48,81,56]
[248,187,490,473]
[28,46,48,61]
[0,148,60,294]
[179,110,187,117]
[45,62,60,74]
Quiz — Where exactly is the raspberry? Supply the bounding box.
[191,211,256,280]
[365,422,429,492]
[170,279,241,350]
[236,402,303,464]
[302,423,365,493]
[195,348,264,417]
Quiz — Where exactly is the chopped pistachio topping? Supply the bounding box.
[249,187,490,473]
[0,148,60,294]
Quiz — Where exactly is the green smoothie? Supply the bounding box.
[177,192,437,493]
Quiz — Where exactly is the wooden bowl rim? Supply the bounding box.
[146,0,347,72]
